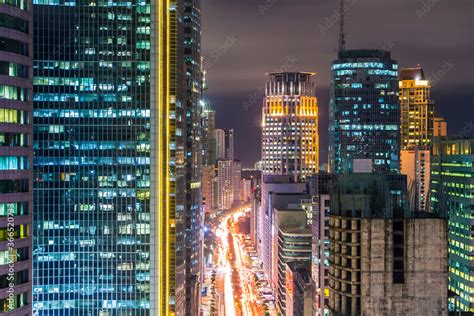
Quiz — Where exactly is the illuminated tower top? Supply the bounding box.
[399,65,434,150]
[262,72,319,181]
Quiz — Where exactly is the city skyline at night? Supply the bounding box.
[202,0,473,166]
[0,0,472,315]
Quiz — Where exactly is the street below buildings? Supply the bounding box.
[202,206,276,316]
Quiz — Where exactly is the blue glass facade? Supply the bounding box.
[329,50,400,174]
[32,1,154,313]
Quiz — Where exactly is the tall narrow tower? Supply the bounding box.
[261,72,319,181]
[32,0,201,315]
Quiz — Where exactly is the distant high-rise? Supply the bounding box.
[431,138,474,312]
[328,173,448,315]
[217,160,236,210]
[214,128,226,160]
[225,128,234,161]
[329,50,400,174]
[399,66,434,150]
[201,101,216,165]
[261,72,319,181]
[32,0,201,314]
[433,116,448,137]
[399,66,437,212]
[0,0,33,313]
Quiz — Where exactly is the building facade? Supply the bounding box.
[261,72,319,181]
[431,138,474,312]
[0,0,33,313]
[260,175,306,288]
[400,148,431,212]
[33,1,201,314]
[307,174,334,316]
[182,1,204,312]
[285,262,312,316]
[328,174,448,315]
[216,159,234,210]
[399,66,434,150]
[329,50,400,174]
[276,213,311,314]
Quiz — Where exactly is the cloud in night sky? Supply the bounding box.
[201,0,474,166]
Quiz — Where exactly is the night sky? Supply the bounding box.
[201,0,474,167]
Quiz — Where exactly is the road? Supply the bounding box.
[203,205,275,316]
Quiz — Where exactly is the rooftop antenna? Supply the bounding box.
[339,0,346,52]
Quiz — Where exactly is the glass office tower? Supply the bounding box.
[182,0,203,313]
[431,138,474,312]
[0,0,33,313]
[329,50,400,174]
[32,0,199,315]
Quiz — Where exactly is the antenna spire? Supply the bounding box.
[339,0,346,52]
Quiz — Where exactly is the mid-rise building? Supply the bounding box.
[399,66,434,150]
[328,173,448,315]
[0,0,33,313]
[329,50,400,174]
[433,117,448,137]
[431,138,474,312]
[400,148,431,212]
[260,175,307,287]
[276,209,312,314]
[261,72,319,181]
[32,1,202,314]
[285,262,313,316]
[307,173,335,316]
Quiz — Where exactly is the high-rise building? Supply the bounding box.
[217,159,235,210]
[32,1,201,314]
[328,173,448,315]
[307,173,335,316]
[261,72,319,181]
[431,138,474,312]
[200,98,216,214]
[201,101,216,165]
[182,1,203,312]
[259,175,307,288]
[275,209,311,314]
[214,128,225,161]
[329,50,400,174]
[0,0,33,313]
[399,66,434,213]
[399,66,434,150]
[201,165,215,213]
[225,128,234,161]
[232,159,241,205]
